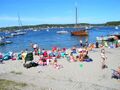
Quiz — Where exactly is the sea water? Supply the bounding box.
[0,26,120,53]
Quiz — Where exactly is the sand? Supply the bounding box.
[0,48,120,90]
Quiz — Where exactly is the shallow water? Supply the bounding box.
[0,26,120,53]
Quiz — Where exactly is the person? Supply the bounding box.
[95,41,99,48]
[79,50,84,61]
[21,51,27,63]
[85,39,88,47]
[80,40,83,47]
[32,43,38,51]
[100,48,108,69]
[53,59,63,69]
[112,66,120,79]
[69,53,75,62]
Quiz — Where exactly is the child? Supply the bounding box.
[53,59,63,69]
[69,53,75,62]
[101,48,108,69]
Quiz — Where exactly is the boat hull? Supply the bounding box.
[71,30,88,36]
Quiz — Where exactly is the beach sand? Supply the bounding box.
[0,48,120,90]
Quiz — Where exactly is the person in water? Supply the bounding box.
[80,40,83,47]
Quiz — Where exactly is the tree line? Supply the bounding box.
[0,21,120,32]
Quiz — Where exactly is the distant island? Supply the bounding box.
[0,21,120,32]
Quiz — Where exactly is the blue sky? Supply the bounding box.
[0,0,120,27]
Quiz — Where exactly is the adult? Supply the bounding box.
[95,41,99,48]
[33,43,38,50]
[80,40,83,47]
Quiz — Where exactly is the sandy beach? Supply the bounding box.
[0,48,120,90]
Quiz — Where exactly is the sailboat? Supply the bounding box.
[11,13,26,36]
[71,4,88,36]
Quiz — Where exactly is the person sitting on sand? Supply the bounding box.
[21,51,27,63]
[79,51,84,61]
[71,46,77,54]
[80,40,83,47]
[53,59,63,69]
[112,66,120,79]
[100,48,108,69]
[43,51,48,57]
[0,52,3,64]
[69,53,75,62]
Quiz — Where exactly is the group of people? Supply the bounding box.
[79,39,120,79]
[0,40,120,79]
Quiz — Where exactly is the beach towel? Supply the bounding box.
[84,58,93,62]
[3,55,11,60]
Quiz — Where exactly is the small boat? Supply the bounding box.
[96,36,115,41]
[5,35,13,38]
[16,31,26,35]
[46,29,49,32]
[5,40,13,44]
[11,31,26,36]
[71,30,88,36]
[0,40,13,46]
[33,29,37,32]
[56,30,68,34]
[115,26,119,30]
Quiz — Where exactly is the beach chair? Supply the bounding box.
[111,69,120,79]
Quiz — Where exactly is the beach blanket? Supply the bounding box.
[23,62,38,68]
[84,58,93,62]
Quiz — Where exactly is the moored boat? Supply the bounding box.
[0,40,13,46]
[71,30,88,36]
[11,31,26,36]
[56,30,68,34]
[70,4,88,36]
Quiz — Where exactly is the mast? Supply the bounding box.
[75,6,77,26]
[17,13,23,29]
[75,2,78,28]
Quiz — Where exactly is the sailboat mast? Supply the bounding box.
[75,6,77,26]
[17,13,22,27]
